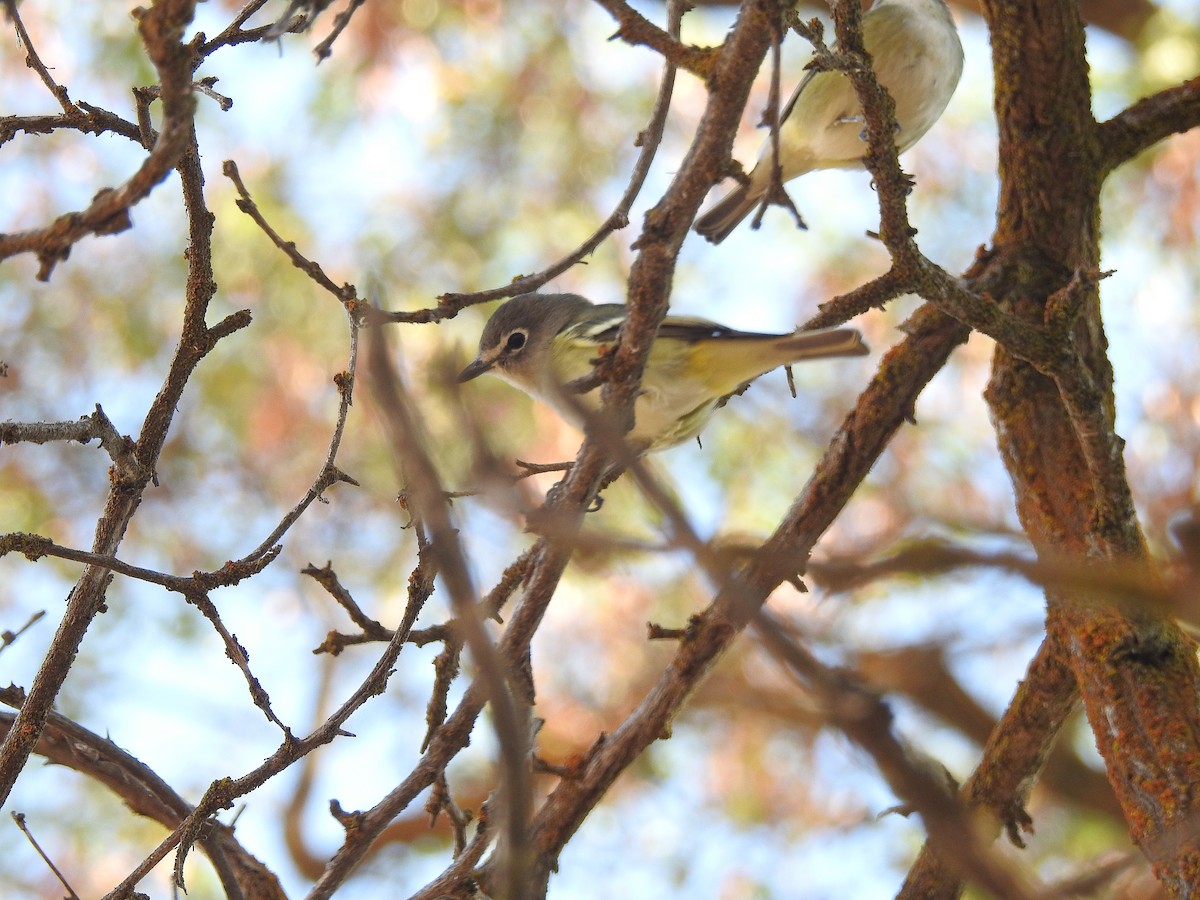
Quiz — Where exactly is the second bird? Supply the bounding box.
[694,0,964,244]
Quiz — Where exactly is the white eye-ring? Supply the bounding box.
[504,330,527,352]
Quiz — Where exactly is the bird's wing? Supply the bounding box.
[563,304,629,345]
[573,309,786,344]
[779,66,821,123]
[657,315,782,342]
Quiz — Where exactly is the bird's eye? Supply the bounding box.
[505,330,527,352]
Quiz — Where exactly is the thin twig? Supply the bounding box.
[0,689,283,900]
[589,0,716,76]
[235,313,362,565]
[0,405,140,480]
[314,0,370,61]
[0,611,45,656]
[186,591,291,733]
[223,159,357,305]
[5,0,77,114]
[11,812,81,900]
[193,0,274,57]
[420,1,685,315]
[0,532,280,593]
[410,802,496,900]
[750,9,805,232]
[303,562,391,639]
[0,2,200,280]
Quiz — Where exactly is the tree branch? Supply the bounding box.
[0,1,200,279]
[0,688,286,900]
[1097,75,1200,177]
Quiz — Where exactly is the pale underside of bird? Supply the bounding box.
[458,293,869,453]
[694,0,964,244]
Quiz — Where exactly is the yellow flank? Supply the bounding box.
[681,337,793,397]
[546,333,796,450]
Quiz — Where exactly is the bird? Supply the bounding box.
[694,0,964,244]
[457,292,868,452]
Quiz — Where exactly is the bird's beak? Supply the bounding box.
[457,356,493,383]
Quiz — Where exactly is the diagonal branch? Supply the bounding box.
[899,638,1080,898]
[363,314,533,900]
[0,688,286,900]
[223,159,356,305]
[754,611,1038,899]
[519,303,969,888]
[406,0,688,318]
[4,0,77,114]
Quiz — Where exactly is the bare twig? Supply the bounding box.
[0,405,140,479]
[589,0,716,77]
[0,689,285,900]
[234,313,361,565]
[193,0,275,57]
[222,159,357,305]
[0,532,280,593]
[0,611,45,656]
[11,812,81,900]
[303,562,391,639]
[427,772,475,854]
[750,9,805,232]
[186,592,291,732]
[410,802,496,900]
[419,0,686,315]
[5,0,76,114]
[1096,75,1200,177]
[314,0,370,61]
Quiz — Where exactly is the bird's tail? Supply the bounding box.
[693,185,761,245]
[692,326,869,398]
[779,326,869,362]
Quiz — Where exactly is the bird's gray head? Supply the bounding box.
[457,293,594,385]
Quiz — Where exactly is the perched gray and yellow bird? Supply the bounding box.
[457,293,868,452]
[694,0,963,244]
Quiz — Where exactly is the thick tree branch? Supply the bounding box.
[0,688,286,900]
[900,638,1080,898]
[755,611,1038,899]
[0,0,206,809]
[1097,76,1200,176]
